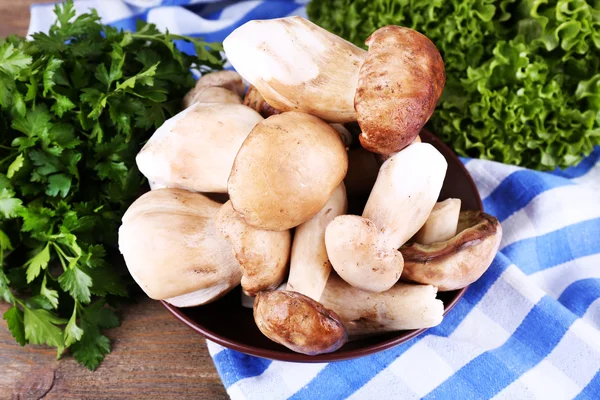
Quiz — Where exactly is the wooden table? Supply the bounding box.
[0,2,228,399]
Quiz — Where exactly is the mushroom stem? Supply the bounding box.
[320,274,444,338]
[330,124,353,150]
[183,70,246,108]
[216,201,291,296]
[243,84,281,118]
[287,183,347,301]
[414,198,461,245]
[363,142,448,249]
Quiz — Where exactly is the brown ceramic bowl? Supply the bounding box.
[161,130,482,362]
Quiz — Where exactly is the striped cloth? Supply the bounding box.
[31,1,600,399]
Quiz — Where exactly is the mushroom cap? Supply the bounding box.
[243,84,281,118]
[186,86,243,106]
[118,188,242,302]
[183,70,246,108]
[401,211,502,291]
[136,103,263,194]
[254,290,348,355]
[325,215,404,293]
[223,16,366,123]
[228,111,348,231]
[355,26,445,155]
[215,200,291,296]
[320,273,444,338]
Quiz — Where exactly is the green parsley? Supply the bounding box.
[0,1,223,369]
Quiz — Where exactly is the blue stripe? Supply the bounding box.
[459,156,471,165]
[185,1,302,43]
[558,278,600,318]
[212,349,272,388]
[424,296,578,399]
[551,146,600,179]
[482,170,573,221]
[576,369,600,400]
[502,218,600,275]
[289,338,424,400]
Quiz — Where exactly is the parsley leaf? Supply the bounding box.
[58,265,93,303]
[25,243,51,283]
[23,305,67,356]
[4,306,26,346]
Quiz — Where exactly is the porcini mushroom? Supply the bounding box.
[223,16,366,123]
[287,183,347,301]
[228,111,348,231]
[414,198,461,245]
[401,211,502,291]
[187,86,243,105]
[216,200,291,296]
[183,70,246,108]
[243,84,280,118]
[320,273,444,338]
[325,142,447,292]
[355,26,445,155]
[254,290,347,355]
[136,103,263,193]
[331,123,353,150]
[118,188,242,307]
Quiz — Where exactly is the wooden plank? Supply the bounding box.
[0,2,228,398]
[1,298,228,400]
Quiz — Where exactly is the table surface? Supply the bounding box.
[0,1,228,399]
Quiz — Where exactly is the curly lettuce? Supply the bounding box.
[307,0,600,170]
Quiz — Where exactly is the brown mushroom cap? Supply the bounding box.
[228,111,348,231]
[355,26,445,155]
[400,211,502,291]
[243,84,281,118]
[254,290,348,355]
[118,189,242,302]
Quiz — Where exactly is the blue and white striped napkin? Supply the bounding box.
[31,1,600,399]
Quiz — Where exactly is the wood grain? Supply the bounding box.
[0,2,228,398]
[1,299,229,400]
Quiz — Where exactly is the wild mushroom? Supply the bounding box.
[320,273,444,338]
[254,290,348,355]
[223,16,366,123]
[183,70,246,108]
[414,198,461,245]
[243,84,281,118]
[136,103,263,193]
[325,142,447,292]
[216,200,291,296]
[118,188,242,307]
[401,210,503,291]
[355,26,445,155]
[228,111,348,231]
[287,183,347,301]
[187,86,243,105]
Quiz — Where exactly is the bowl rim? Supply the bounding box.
[160,129,482,362]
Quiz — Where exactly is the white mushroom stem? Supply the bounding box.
[223,16,366,122]
[320,274,444,338]
[287,183,347,301]
[414,198,461,245]
[363,142,448,249]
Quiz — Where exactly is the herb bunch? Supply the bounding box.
[0,1,223,369]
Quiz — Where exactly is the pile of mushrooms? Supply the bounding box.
[118,17,502,356]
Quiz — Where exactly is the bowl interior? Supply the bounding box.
[161,130,482,362]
